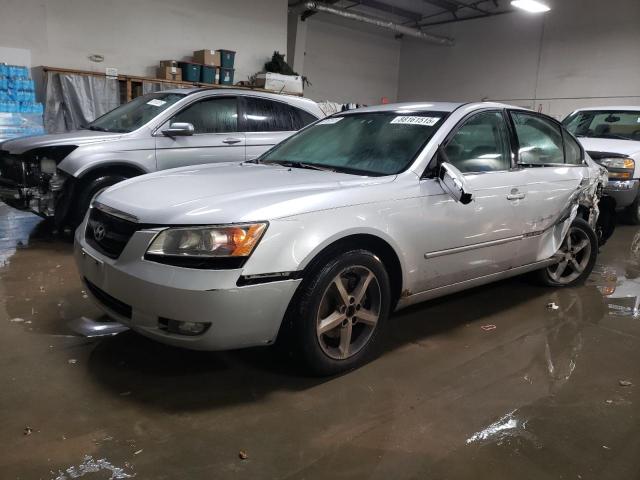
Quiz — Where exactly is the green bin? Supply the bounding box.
[217,49,236,69]
[178,62,201,82]
[201,65,216,84]
[218,68,234,85]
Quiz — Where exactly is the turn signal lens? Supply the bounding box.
[147,223,267,258]
[608,171,632,179]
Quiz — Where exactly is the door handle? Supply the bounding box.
[506,193,526,200]
[222,137,242,145]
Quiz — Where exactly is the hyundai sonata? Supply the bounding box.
[75,102,609,375]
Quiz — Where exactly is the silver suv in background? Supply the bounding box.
[563,106,640,224]
[0,89,323,226]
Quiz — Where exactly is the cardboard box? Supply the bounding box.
[157,66,182,82]
[159,60,179,68]
[193,50,219,67]
[255,73,303,95]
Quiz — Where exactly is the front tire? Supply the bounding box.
[536,218,598,287]
[71,174,128,227]
[284,249,391,376]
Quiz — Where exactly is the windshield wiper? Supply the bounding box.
[262,160,336,172]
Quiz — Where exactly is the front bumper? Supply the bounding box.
[0,184,29,209]
[604,179,639,209]
[74,223,301,351]
[0,181,60,216]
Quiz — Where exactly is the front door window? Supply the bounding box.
[444,111,512,173]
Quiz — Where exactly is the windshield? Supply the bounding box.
[563,110,640,141]
[87,92,186,133]
[258,111,447,176]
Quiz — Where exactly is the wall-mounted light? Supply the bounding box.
[511,0,550,13]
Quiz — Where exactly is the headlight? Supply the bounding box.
[597,157,635,180]
[147,223,267,258]
[598,157,635,170]
[40,157,57,174]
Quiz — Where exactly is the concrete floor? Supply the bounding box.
[1,202,639,480]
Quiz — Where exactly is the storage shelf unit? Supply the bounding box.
[39,66,302,102]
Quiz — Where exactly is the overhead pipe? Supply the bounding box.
[292,1,455,46]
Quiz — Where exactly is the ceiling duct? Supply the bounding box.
[293,1,454,46]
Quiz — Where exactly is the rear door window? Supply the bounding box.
[563,130,583,165]
[240,97,317,132]
[511,111,564,165]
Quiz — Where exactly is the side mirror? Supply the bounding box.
[438,162,473,205]
[162,122,194,138]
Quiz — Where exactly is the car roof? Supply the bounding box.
[337,101,526,115]
[572,106,640,112]
[159,87,321,113]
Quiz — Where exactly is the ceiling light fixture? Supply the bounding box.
[511,0,551,13]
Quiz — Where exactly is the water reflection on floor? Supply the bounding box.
[0,202,639,480]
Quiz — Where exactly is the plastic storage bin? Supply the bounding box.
[178,62,202,82]
[217,50,236,69]
[218,68,234,85]
[200,65,216,84]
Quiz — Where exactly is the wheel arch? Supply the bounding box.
[300,233,405,309]
[58,163,147,226]
[75,162,147,183]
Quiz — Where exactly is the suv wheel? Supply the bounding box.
[72,174,128,227]
[285,249,391,376]
[536,218,597,287]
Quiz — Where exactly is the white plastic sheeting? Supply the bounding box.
[44,72,120,133]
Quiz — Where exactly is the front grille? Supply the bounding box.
[86,207,138,259]
[84,279,132,318]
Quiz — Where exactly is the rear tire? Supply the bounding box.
[536,218,598,287]
[624,192,640,225]
[71,174,128,227]
[282,249,391,376]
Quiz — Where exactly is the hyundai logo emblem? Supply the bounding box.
[93,222,107,242]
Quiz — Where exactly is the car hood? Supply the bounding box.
[578,137,640,157]
[1,130,123,154]
[97,162,396,224]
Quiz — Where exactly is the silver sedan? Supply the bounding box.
[75,102,608,375]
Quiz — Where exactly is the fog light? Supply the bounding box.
[159,317,211,336]
[608,180,635,190]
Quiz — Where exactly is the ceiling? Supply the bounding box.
[290,0,515,28]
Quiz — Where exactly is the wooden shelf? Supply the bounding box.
[39,66,303,102]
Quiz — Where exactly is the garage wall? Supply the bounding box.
[300,14,400,105]
[398,0,640,119]
[0,0,287,83]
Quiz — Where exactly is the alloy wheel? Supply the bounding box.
[547,226,592,284]
[316,266,381,360]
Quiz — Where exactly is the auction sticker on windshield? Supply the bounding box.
[391,116,440,126]
[147,99,167,107]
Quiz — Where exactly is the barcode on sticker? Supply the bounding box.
[318,117,343,125]
[391,116,440,126]
[147,99,166,107]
